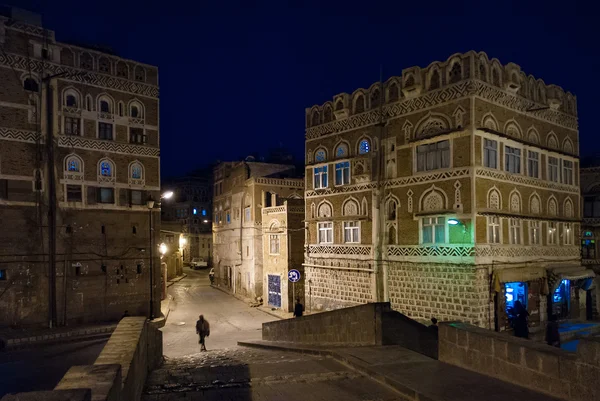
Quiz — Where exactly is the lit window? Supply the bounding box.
[509,218,521,244]
[417,140,450,172]
[548,222,557,245]
[505,146,521,174]
[131,164,142,179]
[564,223,573,245]
[548,157,559,182]
[483,139,497,169]
[318,222,333,244]
[315,149,327,162]
[67,158,80,172]
[505,282,528,316]
[202,209,207,216]
[336,143,348,158]
[314,166,328,189]
[527,151,539,178]
[335,161,350,186]
[226,211,231,224]
[269,235,280,255]
[529,221,540,245]
[100,161,112,177]
[193,208,197,215]
[422,217,445,244]
[343,221,360,243]
[488,216,501,243]
[562,160,573,185]
[359,139,370,154]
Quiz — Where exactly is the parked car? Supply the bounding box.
[190,257,208,270]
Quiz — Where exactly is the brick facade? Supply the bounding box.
[304,51,586,329]
[0,12,160,327]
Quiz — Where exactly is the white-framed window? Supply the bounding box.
[269,234,280,255]
[548,222,557,245]
[564,223,573,245]
[529,221,540,245]
[417,140,450,172]
[314,166,328,189]
[509,218,521,244]
[505,146,521,174]
[527,151,539,178]
[548,157,559,182]
[488,216,501,243]
[483,139,497,169]
[562,160,573,185]
[244,207,251,222]
[335,161,350,186]
[422,217,445,244]
[343,221,360,243]
[318,222,333,244]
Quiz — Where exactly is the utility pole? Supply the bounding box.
[44,75,57,328]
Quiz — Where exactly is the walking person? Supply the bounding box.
[513,301,529,339]
[293,298,303,318]
[196,315,210,351]
[208,268,215,286]
[546,314,561,348]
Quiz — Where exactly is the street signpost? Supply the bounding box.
[288,269,301,308]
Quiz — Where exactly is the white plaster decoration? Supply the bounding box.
[361,197,368,216]
[504,120,522,138]
[564,198,573,218]
[407,189,413,213]
[422,191,444,212]
[415,113,450,137]
[343,198,360,216]
[548,197,558,216]
[475,168,578,194]
[509,191,521,213]
[527,127,540,144]
[58,136,159,158]
[488,188,501,209]
[453,106,465,128]
[530,194,541,214]
[402,120,413,142]
[317,201,333,218]
[454,180,461,205]
[481,112,498,131]
[563,138,574,154]
[307,150,313,164]
[547,132,559,149]
[308,244,371,256]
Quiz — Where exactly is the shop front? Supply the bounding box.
[547,265,596,321]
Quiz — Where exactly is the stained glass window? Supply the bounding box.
[100,161,112,177]
[131,164,142,179]
[359,139,370,154]
[336,144,348,158]
[315,149,326,162]
[67,159,79,172]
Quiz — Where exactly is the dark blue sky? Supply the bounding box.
[13,1,599,177]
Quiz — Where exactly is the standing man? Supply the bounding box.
[196,314,210,351]
[293,298,303,318]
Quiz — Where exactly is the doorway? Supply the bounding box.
[268,274,281,308]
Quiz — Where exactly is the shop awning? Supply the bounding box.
[495,266,546,283]
[548,265,596,281]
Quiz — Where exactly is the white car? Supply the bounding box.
[190,258,208,270]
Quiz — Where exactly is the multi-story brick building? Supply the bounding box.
[212,159,303,300]
[261,199,305,312]
[580,164,600,319]
[0,8,161,327]
[304,51,590,332]
[162,173,212,264]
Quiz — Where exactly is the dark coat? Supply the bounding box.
[196,319,210,337]
[293,302,303,317]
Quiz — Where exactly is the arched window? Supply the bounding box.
[66,156,82,172]
[388,82,399,102]
[449,62,462,83]
[80,53,93,70]
[314,148,327,162]
[492,68,500,86]
[429,70,440,90]
[335,143,348,158]
[311,110,319,126]
[323,105,333,123]
[405,74,415,87]
[131,104,141,118]
[118,102,124,117]
[66,94,77,107]
[131,162,143,179]
[354,94,365,113]
[370,89,380,108]
[387,199,397,220]
[85,95,93,111]
[23,77,39,92]
[100,160,113,177]
[98,57,110,73]
[99,99,111,113]
[134,66,146,82]
[335,99,344,111]
[358,139,370,155]
[116,61,128,78]
[478,61,487,81]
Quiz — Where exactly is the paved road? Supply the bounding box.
[162,267,274,357]
[144,347,401,401]
[0,338,106,397]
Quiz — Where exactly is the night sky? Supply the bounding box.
[13,1,599,177]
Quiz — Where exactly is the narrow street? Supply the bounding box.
[162,267,274,357]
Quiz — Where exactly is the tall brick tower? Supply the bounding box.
[0,8,161,327]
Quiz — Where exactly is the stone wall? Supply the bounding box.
[439,322,600,401]
[262,303,387,345]
[387,262,489,326]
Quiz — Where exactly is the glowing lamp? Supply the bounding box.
[159,243,168,255]
[448,218,460,225]
[162,191,173,199]
[179,236,187,248]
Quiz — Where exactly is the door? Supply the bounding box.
[268,274,281,308]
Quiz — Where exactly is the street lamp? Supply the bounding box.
[147,191,173,320]
[159,243,168,255]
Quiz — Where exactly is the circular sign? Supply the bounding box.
[288,269,301,283]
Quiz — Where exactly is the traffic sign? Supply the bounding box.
[288,269,301,283]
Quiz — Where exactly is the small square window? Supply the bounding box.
[137,264,142,274]
[0,269,6,280]
[66,225,73,234]
[66,185,82,202]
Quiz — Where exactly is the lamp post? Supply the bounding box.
[147,191,173,320]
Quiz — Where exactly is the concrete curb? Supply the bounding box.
[237,341,432,401]
[166,274,187,288]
